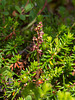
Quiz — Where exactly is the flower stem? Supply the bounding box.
[36,52,40,79]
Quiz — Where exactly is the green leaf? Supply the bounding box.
[72,0,75,6]
[47,36,52,42]
[15,6,21,14]
[42,82,52,93]
[25,3,34,12]
[29,10,36,20]
[6,51,11,55]
[25,95,32,100]
[0,67,8,74]
[2,11,9,15]
[1,0,6,7]
[19,14,26,20]
[55,37,58,45]
[47,0,52,3]
[14,49,18,54]
[21,83,40,100]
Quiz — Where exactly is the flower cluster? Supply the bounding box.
[32,22,44,56]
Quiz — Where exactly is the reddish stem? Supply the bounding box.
[37,0,47,15]
[36,52,40,79]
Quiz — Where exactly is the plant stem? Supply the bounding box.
[22,17,36,31]
[37,52,39,63]
[36,52,40,79]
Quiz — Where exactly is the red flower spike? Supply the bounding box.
[32,22,44,57]
[39,22,42,24]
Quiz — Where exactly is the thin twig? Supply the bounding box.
[37,0,47,15]
[22,0,48,31]
[22,0,29,13]
[22,17,37,31]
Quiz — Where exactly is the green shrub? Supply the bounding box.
[0,0,75,100]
